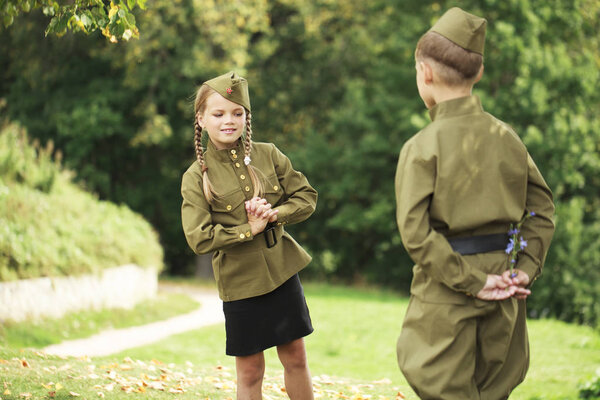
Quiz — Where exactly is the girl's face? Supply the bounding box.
[198,92,246,150]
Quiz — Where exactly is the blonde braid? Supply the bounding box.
[194,116,216,202]
[244,112,264,197]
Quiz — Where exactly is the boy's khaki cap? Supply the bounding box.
[204,71,251,111]
[430,7,487,55]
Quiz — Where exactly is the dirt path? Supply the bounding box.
[42,284,223,358]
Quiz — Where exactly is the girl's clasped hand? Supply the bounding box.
[245,197,279,235]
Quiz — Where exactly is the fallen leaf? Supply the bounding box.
[21,359,30,368]
[97,392,105,398]
[19,393,32,399]
[48,391,56,398]
[55,383,63,391]
[3,389,10,396]
[168,387,185,394]
[396,392,406,399]
[123,357,134,363]
[69,391,80,397]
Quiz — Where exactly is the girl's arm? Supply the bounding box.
[181,167,254,255]
[270,144,318,226]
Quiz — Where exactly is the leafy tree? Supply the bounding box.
[0,0,146,41]
[1,0,599,326]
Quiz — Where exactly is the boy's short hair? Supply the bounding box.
[415,31,483,86]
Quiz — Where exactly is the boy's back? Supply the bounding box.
[394,7,555,400]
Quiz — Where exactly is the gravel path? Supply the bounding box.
[42,284,223,358]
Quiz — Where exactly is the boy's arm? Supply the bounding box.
[515,154,555,285]
[395,140,488,296]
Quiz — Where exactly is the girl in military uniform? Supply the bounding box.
[395,8,555,400]
[181,71,317,400]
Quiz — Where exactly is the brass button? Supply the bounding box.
[245,232,251,237]
[232,154,238,159]
[239,233,245,239]
[235,162,240,168]
[240,174,246,180]
[226,205,232,211]
[245,186,250,192]
[231,149,237,154]
[273,185,279,191]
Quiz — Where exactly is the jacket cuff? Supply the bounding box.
[235,224,253,242]
[273,205,291,226]
[462,269,488,298]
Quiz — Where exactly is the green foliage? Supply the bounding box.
[0,0,145,41]
[1,0,599,326]
[579,370,600,399]
[0,120,59,192]
[0,121,163,281]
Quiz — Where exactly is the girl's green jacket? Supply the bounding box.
[181,139,317,301]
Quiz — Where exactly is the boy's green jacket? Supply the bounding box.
[181,139,317,301]
[395,95,555,302]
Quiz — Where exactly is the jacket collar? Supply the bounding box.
[205,139,245,163]
[429,95,483,121]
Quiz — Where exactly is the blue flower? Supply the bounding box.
[529,211,536,217]
[505,238,515,254]
[508,228,520,236]
[519,237,528,248]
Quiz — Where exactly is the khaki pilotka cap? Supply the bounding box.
[204,71,251,111]
[429,7,487,55]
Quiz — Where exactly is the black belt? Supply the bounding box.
[447,233,508,255]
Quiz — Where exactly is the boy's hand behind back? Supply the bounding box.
[502,269,531,300]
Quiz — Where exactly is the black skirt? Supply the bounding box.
[222,274,313,356]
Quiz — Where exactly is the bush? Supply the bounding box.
[579,370,600,399]
[0,121,164,281]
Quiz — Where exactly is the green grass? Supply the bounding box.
[1,281,599,399]
[0,292,199,348]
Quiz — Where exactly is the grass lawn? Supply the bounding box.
[0,291,199,348]
[1,280,599,399]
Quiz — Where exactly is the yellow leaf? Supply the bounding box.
[42,383,53,389]
[108,4,118,19]
[3,390,10,396]
[55,383,63,391]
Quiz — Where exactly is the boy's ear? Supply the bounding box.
[421,61,434,84]
[473,64,484,83]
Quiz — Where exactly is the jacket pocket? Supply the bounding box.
[210,188,246,226]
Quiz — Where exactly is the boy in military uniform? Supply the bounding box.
[395,7,555,400]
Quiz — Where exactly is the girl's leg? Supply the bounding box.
[276,338,314,400]
[235,352,265,400]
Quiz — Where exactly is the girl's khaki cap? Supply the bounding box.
[430,7,487,55]
[204,71,251,111]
